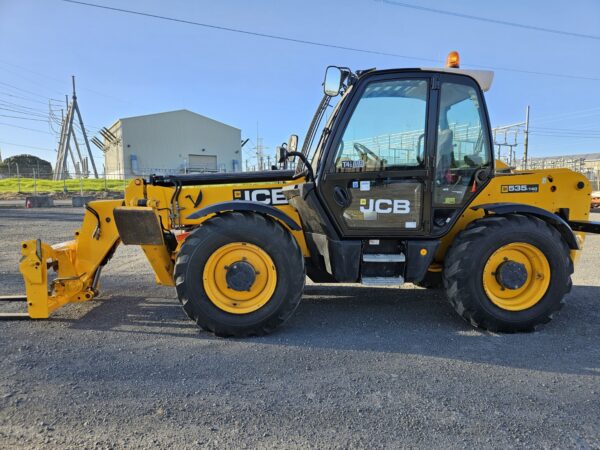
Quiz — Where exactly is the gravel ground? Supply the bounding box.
[0,208,598,449]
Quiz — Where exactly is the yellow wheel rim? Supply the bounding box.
[482,242,551,311]
[203,242,277,314]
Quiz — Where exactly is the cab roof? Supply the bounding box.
[360,67,494,92]
[421,67,494,92]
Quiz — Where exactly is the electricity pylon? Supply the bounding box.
[53,76,98,180]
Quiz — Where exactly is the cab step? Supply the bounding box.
[362,253,406,263]
[361,276,405,286]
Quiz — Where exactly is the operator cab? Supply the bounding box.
[281,52,496,283]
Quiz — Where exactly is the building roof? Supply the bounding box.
[108,109,240,132]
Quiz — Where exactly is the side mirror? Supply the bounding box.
[278,146,288,164]
[288,134,298,153]
[323,66,342,97]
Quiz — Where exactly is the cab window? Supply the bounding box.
[333,79,428,172]
[434,81,491,206]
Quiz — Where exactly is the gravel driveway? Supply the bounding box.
[0,208,598,448]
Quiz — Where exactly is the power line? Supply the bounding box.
[0,80,55,99]
[0,61,140,105]
[533,108,600,126]
[0,66,67,97]
[0,121,54,135]
[62,0,600,82]
[529,133,600,139]
[0,90,58,105]
[0,62,71,87]
[466,63,600,82]
[0,100,51,116]
[529,130,600,137]
[0,98,49,110]
[0,140,55,151]
[0,106,49,118]
[530,126,600,134]
[0,113,49,122]
[376,0,600,41]
[62,1,437,63]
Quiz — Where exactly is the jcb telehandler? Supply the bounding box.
[3,52,599,336]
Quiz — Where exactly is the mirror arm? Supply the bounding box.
[286,151,315,182]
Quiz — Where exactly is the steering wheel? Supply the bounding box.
[353,142,381,163]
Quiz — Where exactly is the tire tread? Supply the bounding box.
[174,212,305,337]
[443,214,573,332]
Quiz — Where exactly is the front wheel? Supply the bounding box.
[174,212,305,337]
[443,214,573,332]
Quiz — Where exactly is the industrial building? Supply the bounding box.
[103,109,241,179]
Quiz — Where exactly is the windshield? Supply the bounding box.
[295,89,347,176]
[333,79,427,172]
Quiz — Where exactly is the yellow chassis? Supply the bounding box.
[14,166,593,319]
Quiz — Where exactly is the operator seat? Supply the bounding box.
[435,128,455,182]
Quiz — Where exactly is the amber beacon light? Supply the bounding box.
[446,51,460,68]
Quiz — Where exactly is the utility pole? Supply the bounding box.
[252,122,270,171]
[523,105,530,170]
[66,94,81,177]
[254,137,266,171]
[255,122,263,171]
[72,76,98,178]
[53,76,99,180]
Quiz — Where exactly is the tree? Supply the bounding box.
[0,154,53,179]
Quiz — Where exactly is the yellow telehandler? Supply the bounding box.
[3,52,599,336]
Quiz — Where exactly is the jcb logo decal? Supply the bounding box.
[359,199,411,214]
[501,184,539,193]
[233,188,288,205]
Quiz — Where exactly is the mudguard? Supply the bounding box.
[472,203,579,249]
[186,200,302,231]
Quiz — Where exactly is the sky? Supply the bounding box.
[1,0,599,170]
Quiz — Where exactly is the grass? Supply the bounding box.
[0,177,126,193]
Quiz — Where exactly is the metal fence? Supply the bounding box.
[0,172,129,195]
[525,159,600,190]
[0,167,295,195]
[338,123,483,167]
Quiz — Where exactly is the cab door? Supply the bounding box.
[317,73,437,238]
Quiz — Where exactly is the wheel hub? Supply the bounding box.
[482,242,551,311]
[202,242,277,314]
[495,260,528,290]
[226,261,257,291]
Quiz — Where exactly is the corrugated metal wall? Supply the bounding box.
[104,110,241,179]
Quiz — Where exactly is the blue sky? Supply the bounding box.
[1,0,599,169]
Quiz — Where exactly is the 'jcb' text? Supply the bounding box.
[233,188,288,205]
[359,199,411,214]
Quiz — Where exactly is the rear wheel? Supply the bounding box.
[443,214,573,332]
[174,212,305,337]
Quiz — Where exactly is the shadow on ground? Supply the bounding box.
[57,283,600,377]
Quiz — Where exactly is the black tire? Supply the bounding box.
[174,212,305,337]
[443,214,573,332]
[414,271,443,289]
